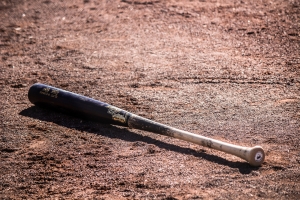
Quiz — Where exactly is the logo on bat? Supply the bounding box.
[40,87,59,98]
[107,106,127,124]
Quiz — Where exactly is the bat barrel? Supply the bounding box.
[28,83,132,126]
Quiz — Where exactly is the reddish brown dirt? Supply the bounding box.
[1,0,299,199]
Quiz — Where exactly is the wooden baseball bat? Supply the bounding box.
[28,83,265,166]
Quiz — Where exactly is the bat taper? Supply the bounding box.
[28,83,265,166]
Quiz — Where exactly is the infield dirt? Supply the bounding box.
[1,0,299,199]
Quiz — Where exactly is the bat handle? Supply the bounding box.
[213,143,265,167]
[172,128,265,167]
[128,114,265,166]
[242,146,265,167]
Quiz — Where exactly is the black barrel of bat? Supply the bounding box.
[28,83,130,126]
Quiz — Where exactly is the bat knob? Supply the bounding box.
[247,146,265,167]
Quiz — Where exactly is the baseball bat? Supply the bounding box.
[28,83,265,166]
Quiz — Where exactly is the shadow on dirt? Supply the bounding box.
[20,106,259,174]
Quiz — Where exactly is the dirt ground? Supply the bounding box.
[1,0,299,199]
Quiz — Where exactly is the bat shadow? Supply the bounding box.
[19,106,259,174]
